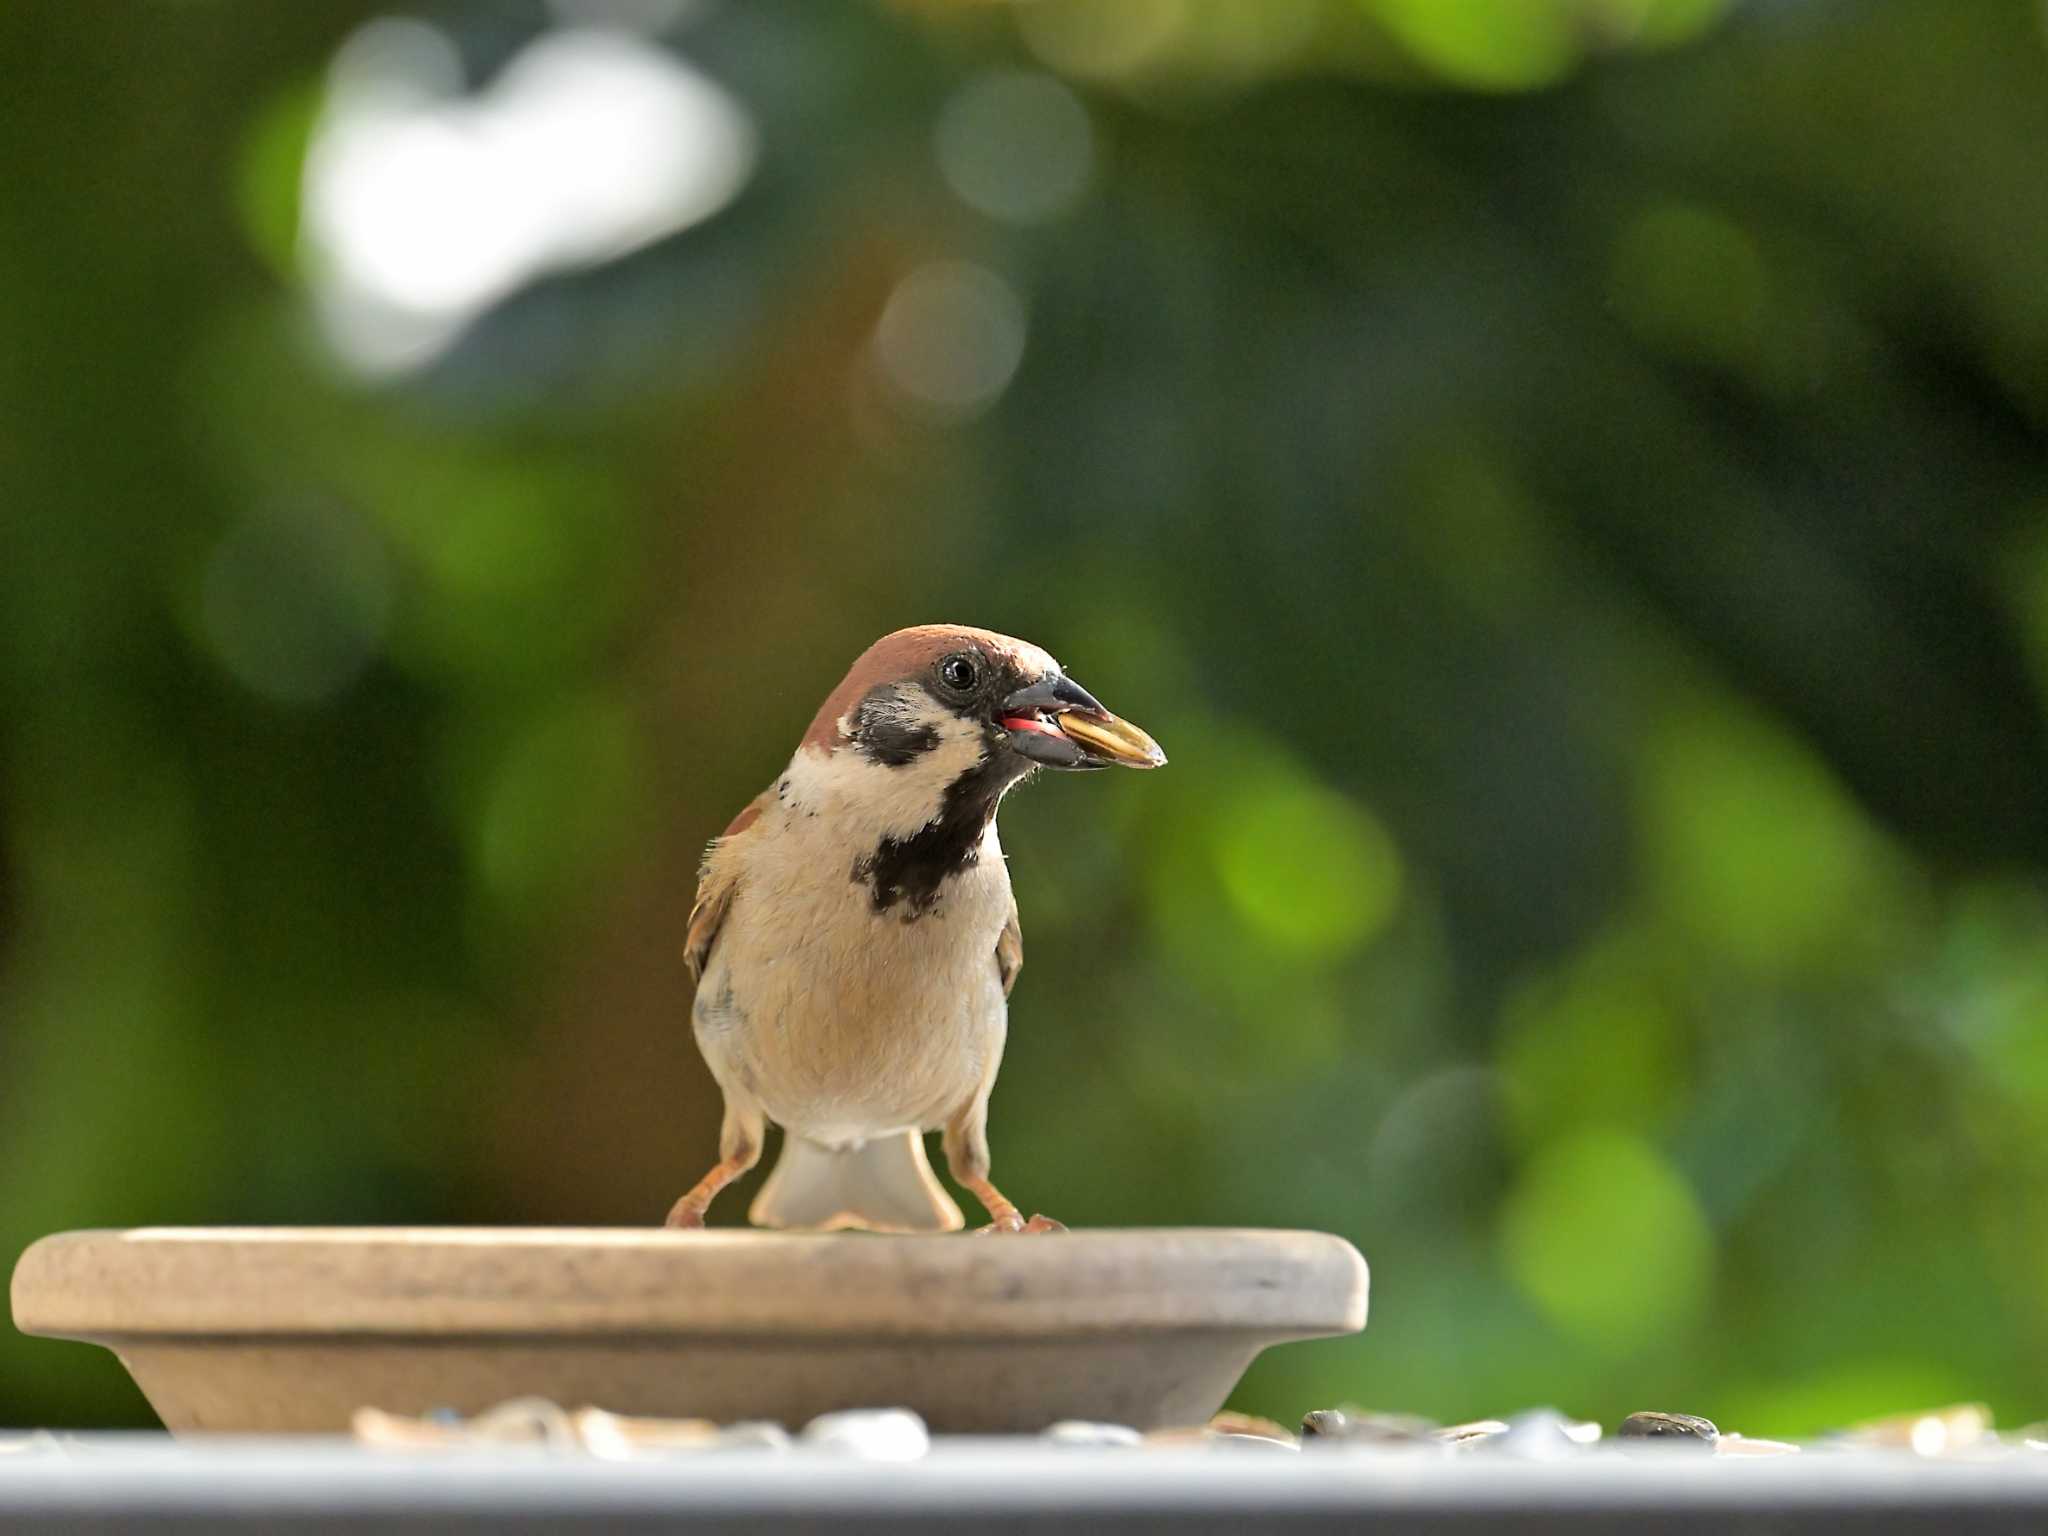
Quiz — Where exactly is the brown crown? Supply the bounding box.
[801,625,1060,752]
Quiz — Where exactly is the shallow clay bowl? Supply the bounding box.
[12,1228,1368,1434]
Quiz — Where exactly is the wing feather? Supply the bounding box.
[995,899,1023,997]
[685,790,770,979]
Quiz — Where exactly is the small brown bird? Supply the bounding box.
[665,624,1165,1234]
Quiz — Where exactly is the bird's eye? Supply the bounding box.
[939,654,978,693]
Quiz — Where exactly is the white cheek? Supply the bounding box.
[782,712,987,842]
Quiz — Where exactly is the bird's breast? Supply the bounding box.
[697,809,1012,1134]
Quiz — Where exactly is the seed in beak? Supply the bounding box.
[1056,711,1167,768]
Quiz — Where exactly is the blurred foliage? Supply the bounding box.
[3,0,2048,1437]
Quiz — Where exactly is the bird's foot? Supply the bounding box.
[974,1212,1067,1235]
[663,1146,758,1230]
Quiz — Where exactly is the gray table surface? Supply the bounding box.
[4,1436,2048,1533]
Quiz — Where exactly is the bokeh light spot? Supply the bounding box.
[1406,445,1551,616]
[472,692,649,918]
[935,71,1095,227]
[354,446,629,682]
[1936,882,2048,1118]
[1211,771,1404,962]
[871,261,1028,421]
[1500,1128,1713,1352]
[235,82,320,283]
[199,505,392,706]
[545,0,703,31]
[1365,0,1730,91]
[1610,200,1769,374]
[1641,700,1897,973]
[1498,931,1684,1148]
[1366,0,1582,93]
[302,19,756,375]
[1172,0,1322,82]
[1015,0,1186,81]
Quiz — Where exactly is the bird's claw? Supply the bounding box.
[974,1212,1067,1235]
[663,1203,708,1230]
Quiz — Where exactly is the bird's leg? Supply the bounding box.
[664,1112,761,1229]
[944,1108,1065,1235]
[958,1173,1066,1235]
[663,1154,750,1228]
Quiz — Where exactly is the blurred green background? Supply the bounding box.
[4,0,2048,1437]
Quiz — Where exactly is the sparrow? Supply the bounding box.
[664,624,1165,1234]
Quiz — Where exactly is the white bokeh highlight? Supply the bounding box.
[302,18,756,376]
[870,261,1029,422]
[934,71,1094,227]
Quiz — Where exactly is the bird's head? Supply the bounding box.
[803,624,1165,792]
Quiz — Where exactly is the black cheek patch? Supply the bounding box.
[850,689,942,769]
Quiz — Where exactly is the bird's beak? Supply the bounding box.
[999,675,1167,772]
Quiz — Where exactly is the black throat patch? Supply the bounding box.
[853,753,1029,918]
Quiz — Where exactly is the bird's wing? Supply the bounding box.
[995,898,1023,997]
[685,789,770,979]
